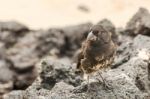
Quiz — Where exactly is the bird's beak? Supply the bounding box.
[87,31,97,40]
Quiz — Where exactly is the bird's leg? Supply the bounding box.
[83,74,90,92]
[97,72,118,99]
[97,72,111,90]
[87,75,90,92]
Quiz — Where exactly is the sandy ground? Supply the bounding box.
[0,0,150,29]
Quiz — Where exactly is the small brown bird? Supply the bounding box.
[76,24,117,88]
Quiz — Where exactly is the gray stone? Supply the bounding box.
[40,58,83,90]
[126,8,150,36]
[0,21,28,33]
[62,23,93,56]
[0,21,29,48]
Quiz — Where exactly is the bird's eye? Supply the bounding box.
[92,30,99,35]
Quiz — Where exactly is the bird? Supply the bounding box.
[76,23,117,90]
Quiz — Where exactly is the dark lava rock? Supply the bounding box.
[0,59,13,83]
[40,58,83,90]
[0,21,29,33]
[13,66,38,90]
[0,21,29,48]
[126,8,150,36]
[6,28,66,69]
[1,22,93,96]
[4,81,75,99]
[4,29,66,91]
[0,42,6,57]
[0,58,14,96]
[0,56,38,96]
[132,34,150,52]
[36,29,66,57]
[62,23,92,56]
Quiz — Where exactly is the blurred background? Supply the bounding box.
[0,0,150,29]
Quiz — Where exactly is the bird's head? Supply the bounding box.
[87,24,112,45]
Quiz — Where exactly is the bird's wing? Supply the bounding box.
[76,50,84,69]
[76,42,86,69]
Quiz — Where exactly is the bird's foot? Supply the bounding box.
[103,81,112,90]
[96,78,112,91]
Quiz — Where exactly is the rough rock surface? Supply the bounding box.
[0,21,29,33]
[0,59,14,96]
[126,7,150,36]
[0,22,94,97]
[40,58,83,90]
[0,21,29,48]
[4,35,150,99]
[61,23,93,56]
